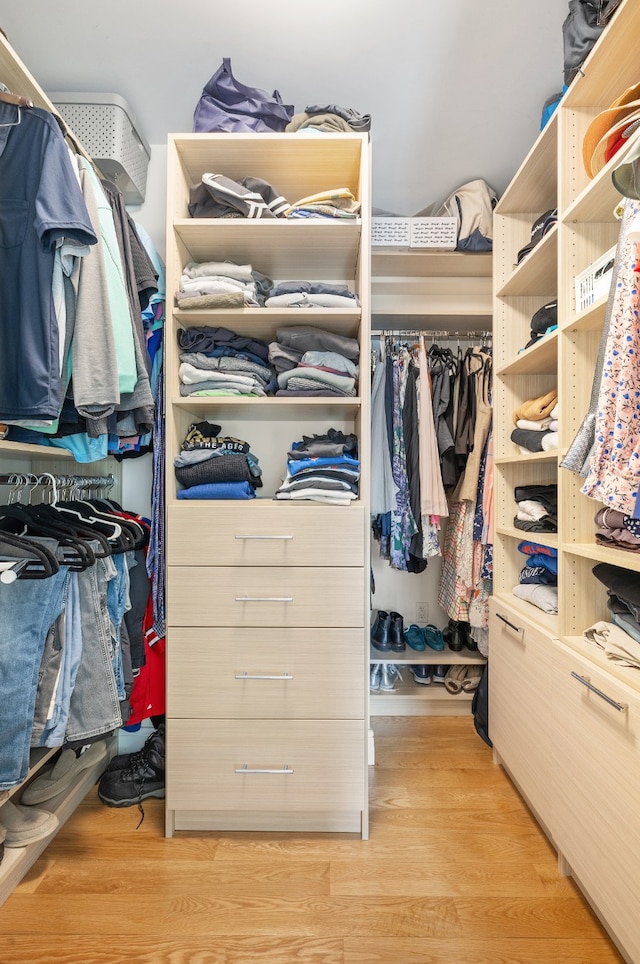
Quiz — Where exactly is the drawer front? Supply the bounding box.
[167,566,365,627]
[167,627,365,719]
[551,641,640,962]
[166,719,366,812]
[488,601,557,832]
[167,503,365,567]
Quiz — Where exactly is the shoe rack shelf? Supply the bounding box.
[369,647,487,716]
[0,741,115,909]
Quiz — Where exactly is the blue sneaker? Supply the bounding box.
[411,665,432,685]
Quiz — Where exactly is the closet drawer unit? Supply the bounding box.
[166,719,366,812]
[167,503,365,567]
[550,641,640,963]
[488,600,558,835]
[167,627,365,719]
[167,566,365,627]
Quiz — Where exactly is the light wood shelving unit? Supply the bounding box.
[490,3,640,960]
[164,132,371,837]
[0,32,117,909]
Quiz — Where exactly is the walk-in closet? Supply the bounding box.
[0,2,636,961]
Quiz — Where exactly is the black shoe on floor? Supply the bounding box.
[371,610,392,651]
[98,724,165,808]
[107,724,165,772]
[388,611,406,652]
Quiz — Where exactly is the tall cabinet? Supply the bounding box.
[164,133,371,836]
[491,2,640,960]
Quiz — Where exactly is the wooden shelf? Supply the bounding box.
[370,682,473,717]
[369,645,487,665]
[562,295,607,333]
[497,329,557,376]
[496,225,558,298]
[494,450,559,466]
[495,526,558,550]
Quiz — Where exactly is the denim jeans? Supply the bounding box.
[38,571,83,747]
[65,550,123,743]
[0,566,69,789]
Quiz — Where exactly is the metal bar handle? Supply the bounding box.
[234,534,293,541]
[495,612,522,634]
[235,673,293,680]
[570,672,627,712]
[235,764,294,774]
[235,596,293,603]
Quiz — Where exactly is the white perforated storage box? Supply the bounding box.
[50,92,151,205]
[372,217,411,247]
[574,244,616,314]
[410,216,457,249]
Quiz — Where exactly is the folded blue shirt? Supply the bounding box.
[177,481,255,500]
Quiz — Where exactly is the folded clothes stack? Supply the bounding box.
[275,428,359,504]
[270,325,360,397]
[594,507,640,552]
[592,563,640,656]
[513,483,558,532]
[512,540,558,613]
[511,391,558,453]
[175,421,262,500]
[175,260,273,309]
[177,325,273,397]
[282,187,361,219]
[265,281,359,309]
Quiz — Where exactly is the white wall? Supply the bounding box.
[2,1,567,215]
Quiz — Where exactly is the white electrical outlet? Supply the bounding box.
[416,602,429,623]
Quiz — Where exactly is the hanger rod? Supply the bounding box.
[375,329,492,340]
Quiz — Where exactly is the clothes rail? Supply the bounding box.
[376,329,492,340]
[0,472,115,503]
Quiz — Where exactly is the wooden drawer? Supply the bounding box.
[167,566,365,627]
[167,503,365,567]
[166,719,366,812]
[488,599,558,835]
[551,640,640,964]
[166,627,365,719]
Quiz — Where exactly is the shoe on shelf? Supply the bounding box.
[98,724,165,808]
[0,799,59,847]
[371,610,392,651]
[21,739,108,806]
[370,663,383,692]
[388,611,406,652]
[404,624,426,651]
[460,622,479,651]
[379,663,404,692]
[432,665,450,684]
[443,620,465,652]
[411,664,432,685]
[461,665,484,692]
[444,664,467,694]
[423,624,445,651]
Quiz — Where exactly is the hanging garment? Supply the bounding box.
[0,102,97,422]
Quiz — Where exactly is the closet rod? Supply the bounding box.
[375,329,492,340]
[0,472,115,487]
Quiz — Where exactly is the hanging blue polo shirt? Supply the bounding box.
[0,102,97,420]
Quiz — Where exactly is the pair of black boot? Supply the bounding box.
[443,619,478,651]
[371,610,405,652]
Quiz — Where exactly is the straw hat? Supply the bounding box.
[588,108,640,177]
[582,81,640,177]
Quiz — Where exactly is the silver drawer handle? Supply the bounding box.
[496,612,523,633]
[235,534,293,540]
[235,596,293,603]
[235,673,293,680]
[235,763,294,774]
[570,672,627,712]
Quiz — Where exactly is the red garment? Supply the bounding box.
[125,579,165,725]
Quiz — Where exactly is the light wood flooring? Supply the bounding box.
[0,716,624,963]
